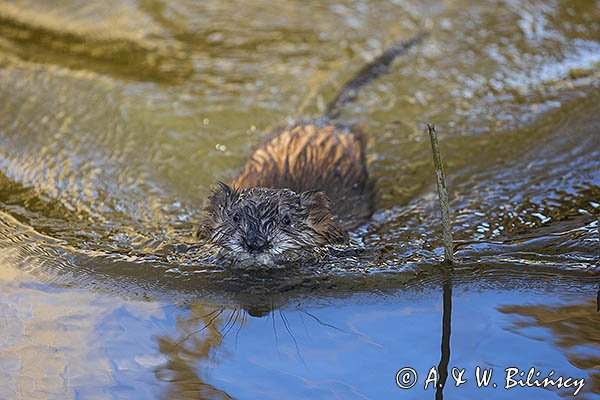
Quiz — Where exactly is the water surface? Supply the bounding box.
[0,0,598,398]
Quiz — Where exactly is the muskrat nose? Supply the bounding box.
[245,236,267,252]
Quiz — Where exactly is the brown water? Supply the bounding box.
[0,0,598,399]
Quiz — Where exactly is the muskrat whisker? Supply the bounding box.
[270,304,280,353]
[209,308,241,366]
[187,307,222,323]
[234,311,247,350]
[172,308,225,350]
[299,312,312,341]
[222,309,240,339]
[279,308,308,370]
[303,310,352,334]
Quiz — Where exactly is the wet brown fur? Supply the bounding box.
[196,33,427,265]
[195,124,372,265]
[232,123,374,232]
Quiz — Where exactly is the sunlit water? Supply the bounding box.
[0,0,598,398]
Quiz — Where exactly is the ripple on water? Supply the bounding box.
[0,0,598,297]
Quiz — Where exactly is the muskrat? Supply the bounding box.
[196,32,427,267]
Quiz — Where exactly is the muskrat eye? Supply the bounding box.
[232,212,241,223]
[281,215,291,226]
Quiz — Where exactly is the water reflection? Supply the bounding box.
[157,303,237,400]
[1,256,597,399]
[156,275,459,400]
[500,300,600,395]
[435,275,452,400]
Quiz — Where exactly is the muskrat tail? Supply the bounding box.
[323,30,429,120]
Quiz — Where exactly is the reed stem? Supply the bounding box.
[427,124,454,264]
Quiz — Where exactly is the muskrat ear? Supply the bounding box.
[300,191,347,245]
[215,181,234,196]
[300,190,333,213]
[196,182,239,242]
[208,181,239,209]
[194,223,210,241]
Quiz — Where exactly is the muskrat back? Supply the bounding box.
[232,123,373,231]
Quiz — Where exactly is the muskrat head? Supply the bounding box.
[196,182,347,267]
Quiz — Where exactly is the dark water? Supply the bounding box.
[0,0,598,399]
